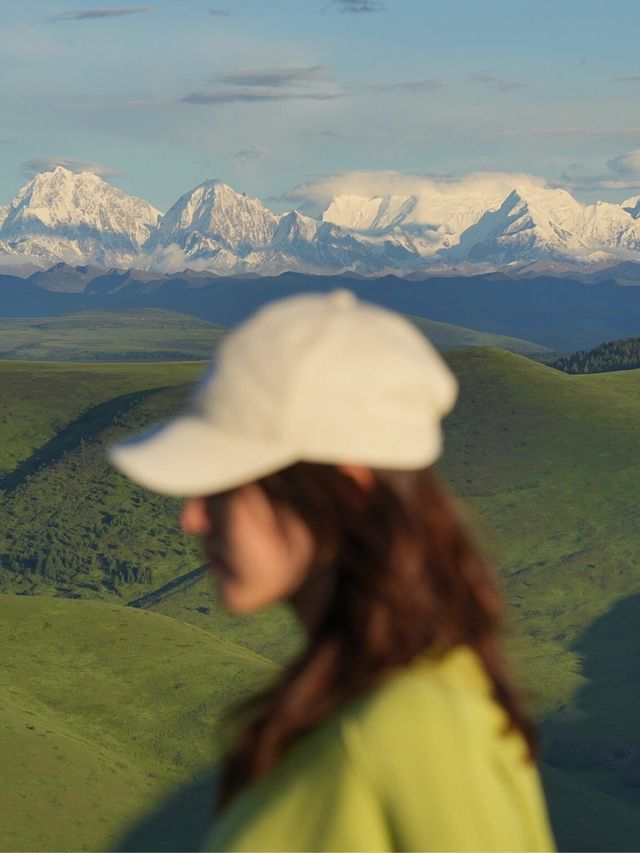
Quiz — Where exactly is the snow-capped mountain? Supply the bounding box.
[450,186,587,263]
[0,166,160,267]
[271,210,419,271]
[580,201,640,251]
[2,167,640,275]
[322,194,418,232]
[145,179,279,259]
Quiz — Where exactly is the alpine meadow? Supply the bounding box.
[3,1,640,851]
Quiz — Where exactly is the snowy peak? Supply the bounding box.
[150,179,279,254]
[580,200,640,250]
[323,194,417,232]
[450,186,587,263]
[272,210,321,246]
[3,166,160,244]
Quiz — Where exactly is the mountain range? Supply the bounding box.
[1,166,640,276]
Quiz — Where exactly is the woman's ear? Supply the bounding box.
[338,463,374,491]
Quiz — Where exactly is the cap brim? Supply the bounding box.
[107,415,299,497]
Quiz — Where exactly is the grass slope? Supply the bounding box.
[436,351,640,844]
[2,352,640,849]
[0,308,226,362]
[407,313,553,358]
[0,360,201,477]
[0,359,306,668]
[438,351,640,709]
[0,692,152,853]
[0,306,550,364]
[0,595,278,852]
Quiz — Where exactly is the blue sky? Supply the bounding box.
[2,0,640,211]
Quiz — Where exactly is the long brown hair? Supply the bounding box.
[206,462,536,815]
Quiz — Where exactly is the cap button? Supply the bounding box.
[329,289,357,309]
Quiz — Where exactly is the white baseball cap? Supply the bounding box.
[107,289,459,497]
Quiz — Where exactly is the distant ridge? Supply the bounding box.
[2,267,640,351]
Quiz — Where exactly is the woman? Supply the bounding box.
[109,288,555,852]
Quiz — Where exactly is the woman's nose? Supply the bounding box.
[180,497,210,535]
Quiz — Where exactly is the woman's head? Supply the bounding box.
[189,460,504,654]
[181,463,372,620]
[206,460,537,814]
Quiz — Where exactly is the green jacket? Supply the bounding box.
[203,645,555,852]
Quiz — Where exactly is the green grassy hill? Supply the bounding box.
[0,595,278,852]
[0,306,551,363]
[1,351,640,850]
[436,351,640,847]
[0,360,201,477]
[438,350,640,704]
[0,309,227,362]
[407,313,553,358]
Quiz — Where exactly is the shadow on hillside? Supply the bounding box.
[113,766,219,852]
[540,592,640,851]
[115,595,640,852]
[573,591,640,744]
[0,387,166,494]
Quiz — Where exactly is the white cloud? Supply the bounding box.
[284,168,549,210]
[607,149,640,178]
[560,148,640,191]
[144,244,189,274]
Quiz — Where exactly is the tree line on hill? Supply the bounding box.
[0,387,201,601]
[552,337,640,374]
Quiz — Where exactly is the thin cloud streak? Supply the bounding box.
[362,79,442,93]
[298,129,344,138]
[496,127,640,138]
[469,69,530,91]
[49,7,151,21]
[559,176,640,191]
[232,144,271,166]
[179,90,342,105]
[611,74,640,82]
[325,0,385,11]
[211,66,326,88]
[21,156,121,178]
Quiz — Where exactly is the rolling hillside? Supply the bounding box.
[407,313,552,358]
[0,309,227,362]
[0,359,201,478]
[1,351,640,850]
[0,306,550,362]
[0,596,278,852]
